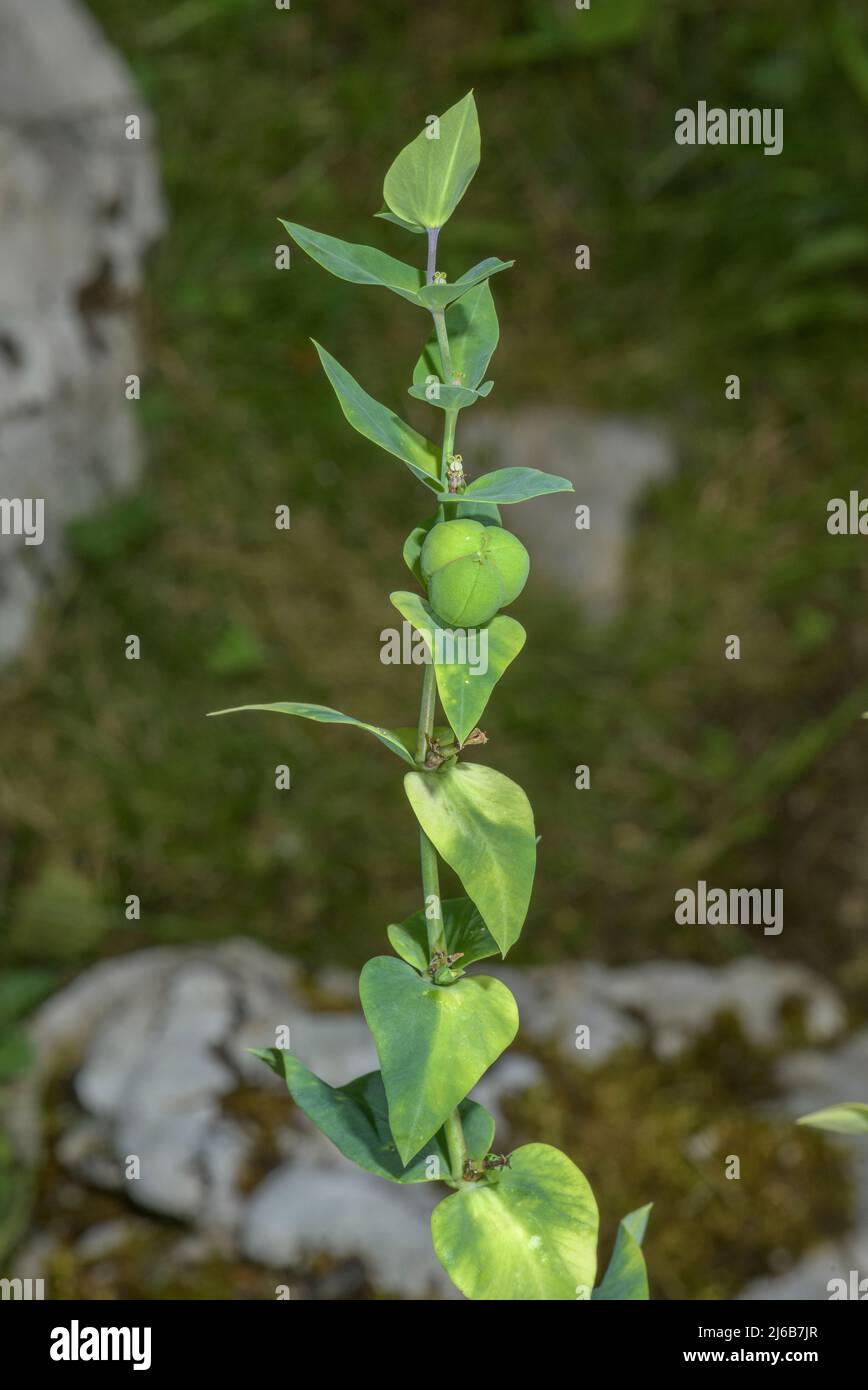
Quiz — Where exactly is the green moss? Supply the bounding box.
[504,1017,853,1299]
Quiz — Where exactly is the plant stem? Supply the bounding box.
[419,227,467,1185]
[415,664,447,955]
[426,226,440,285]
[444,1107,468,1181]
[415,661,436,763]
[432,309,454,381]
[420,828,447,957]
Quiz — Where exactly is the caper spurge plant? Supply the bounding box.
[212,94,651,1300]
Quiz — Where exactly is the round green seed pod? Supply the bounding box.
[420,519,530,627]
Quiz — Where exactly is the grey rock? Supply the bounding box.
[597,958,844,1058]
[0,0,164,662]
[74,1218,135,1264]
[21,937,860,1300]
[241,1162,456,1299]
[461,407,675,622]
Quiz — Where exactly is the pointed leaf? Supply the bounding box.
[416,257,513,311]
[374,207,426,234]
[404,762,536,955]
[256,1051,495,1183]
[207,701,415,764]
[359,956,518,1164]
[391,591,525,744]
[432,1143,599,1300]
[383,91,481,232]
[439,466,574,504]
[387,897,499,973]
[797,1103,868,1135]
[312,341,440,489]
[414,282,500,391]
[280,221,423,304]
[593,1204,652,1300]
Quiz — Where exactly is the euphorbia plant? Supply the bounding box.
[212,93,651,1300]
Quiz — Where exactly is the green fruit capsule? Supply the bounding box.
[420,519,529,627]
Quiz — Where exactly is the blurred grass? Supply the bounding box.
[0,0,866,997]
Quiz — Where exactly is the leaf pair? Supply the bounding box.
[259,1049,495,1183]
[432,1155,651,1301]
[360,956,518,1164]
[283,220,512,312]
[207,706,536,954]
[390,590,525,745]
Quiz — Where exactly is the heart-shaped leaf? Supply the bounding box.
[391,591,526,745]
[797,1103,868,1135]
[404,763,535,955]
[359,956,518,1163]
[431,1143,599,1300]
[383,91,480,232]
[416,258,513,311]
[256,1050,495,1183]
[438,466,574,504]
[312,342,440,489]
[593,1204,652,1300]
[280,221,423,304]
[415,282,499,391]
[207,701,416,764]
[387,897,499,973]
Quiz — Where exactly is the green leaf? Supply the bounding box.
[432,1143,599,1300]
[439,466,574,505]
[797,1103,868,1135]
[374,207,426,235]
[387,897,499,973]
[404,762,536,955]
[407,382,483,411]
[312,341,440,489]
[415,282,500,391]
[403,522,433,583]
[415,257,513,311]
[456,499,501,526]
[359,956,518,1164]
[207,701,416,764]
[383,92,481,232]
[280,221,423,304]
[390,591,526,745]
[593,1204,652,1300]
[256,1050,495,1182]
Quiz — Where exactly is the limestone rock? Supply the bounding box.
[0,0,164,661]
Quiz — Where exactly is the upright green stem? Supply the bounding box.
[433,309,454,382]
[418,233,467,1183]
[444,1107,468,1180]
[415,661,436,763]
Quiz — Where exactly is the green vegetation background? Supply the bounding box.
[2,0,867,1298]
